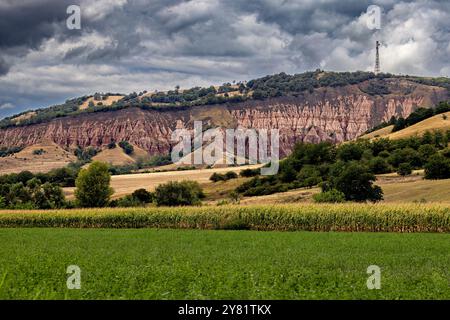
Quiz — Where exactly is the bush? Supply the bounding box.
[74,147,98,161]
[0,146,23,157]
[224,171,238,180]
[369,157,392,174]
[75,161,114,207]
[424,154,450,180]
[0,177,66,209]
[239,168,259,177]
[107,141,116,149]
[397,163,412,176]
[154,180,205,206]
[337,143,364,161]
[210,171,238,182]
[210,172,225,182]
[118,141,134,155]
[313,189,345,203]
[32,148,45,155]
[418,144,437,162]
[131,188,153,203]
[110,195,144,208]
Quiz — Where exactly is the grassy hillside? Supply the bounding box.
[361,112,450,140]
[0,229,448,299]
[0,140,76,174]
[79,95,124,110]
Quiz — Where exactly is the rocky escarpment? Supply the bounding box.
[0,79,447,157]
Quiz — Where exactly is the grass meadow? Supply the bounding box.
[1,203,449,300]
[0,228,449,300]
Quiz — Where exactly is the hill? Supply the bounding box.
[360,111,450,140]
[0,71,449,175]
[0,140,76,174]
[91,144,149,166]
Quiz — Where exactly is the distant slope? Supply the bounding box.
[92,148,135,166]
[387,111,450,140]
[360,111,450,140]
[92,144,150,166]
[0,140,76,174]
[360,125,394,139]
[79,95,124,110]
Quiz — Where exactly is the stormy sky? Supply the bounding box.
[0,0,449,118]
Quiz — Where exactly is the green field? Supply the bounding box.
[0,228,449,299]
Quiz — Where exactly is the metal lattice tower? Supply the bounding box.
[374,41,380,74]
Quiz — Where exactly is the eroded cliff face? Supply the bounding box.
[0,80,447,157]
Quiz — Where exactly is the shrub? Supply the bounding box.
[32,148,45,155]
[33,182,66,209]
[74,146,98,161]
[0,146,23,157]
[397,163,412,176]
[154,180,204,206]
[107,141,116,149]
[424,154,450,180]
[369,157,392,174]
[239,168,259,177]
[418,144,437,162]
[224,171,238,180]
[210,172,225,182]
[229,191,241,204]
[111,195,144,208]
[75,161,114,207]
[118,141,134,155]
[337,143,364,161]
[131,188,153,203]
[210,171,238,182]
[313,189,345,203]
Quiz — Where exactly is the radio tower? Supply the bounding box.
[374,41,381,74]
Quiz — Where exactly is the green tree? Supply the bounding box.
[337,143,364,161]
[154,180,204,206]
[328,162,383,202]
[418,144,437,162]
[397,163,412,176]
[75,161,114,207]
[369,157,391,174]
[131,188,153,203]
[424,154,450,180]
[33,182,66,209]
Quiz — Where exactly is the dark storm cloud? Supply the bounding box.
[0,0,449,119]
[0,0,76,49]
[0,56,10,75]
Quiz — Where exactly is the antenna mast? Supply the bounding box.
[374,41,381,74]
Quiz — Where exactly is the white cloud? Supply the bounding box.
[0,103,15,110]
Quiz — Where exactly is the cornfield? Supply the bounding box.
[0,203,449,232]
